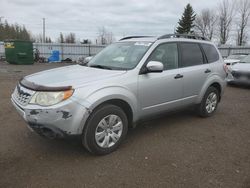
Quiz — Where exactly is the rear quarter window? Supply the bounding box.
[201,43,219,63]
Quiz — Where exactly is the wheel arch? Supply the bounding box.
[197,76,225,104]
[92,99,134,128]
[209,82,222,101]
[83,86,138,125]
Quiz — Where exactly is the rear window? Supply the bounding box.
[179,43,204,67]
[201,43,219,63]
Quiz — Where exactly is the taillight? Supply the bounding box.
[223,64,229,73]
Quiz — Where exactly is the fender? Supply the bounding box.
[72,85,139,122]
[86,86,138,117]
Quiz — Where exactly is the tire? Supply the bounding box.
[197,86,219,117]
[82,104,128,155]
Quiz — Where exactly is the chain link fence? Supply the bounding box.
[33,43,105,61]
[1,42,250,61]
[0,42,106,61]
[217,46,250,58]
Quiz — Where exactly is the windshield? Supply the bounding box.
[226,54,247,60]
[88,42,152,70]
[240,55,250,63]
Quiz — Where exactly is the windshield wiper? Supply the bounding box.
[89,64,112,70]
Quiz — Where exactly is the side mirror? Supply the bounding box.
[84,56,93,64]
[79,56,93,66]
[146,61,164,73]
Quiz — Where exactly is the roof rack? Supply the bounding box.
[119,36,153,41]
[158,34,209,41]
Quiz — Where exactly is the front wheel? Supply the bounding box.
[82,104,128,155]
[197,86,219,117]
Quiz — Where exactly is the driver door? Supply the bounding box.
[138,43,183,117]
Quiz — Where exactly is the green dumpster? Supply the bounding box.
[4,40,34,65]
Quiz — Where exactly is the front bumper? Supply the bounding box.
[226,72,250,85]
[11,95,90,138]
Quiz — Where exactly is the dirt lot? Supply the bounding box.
[0,61,250,188]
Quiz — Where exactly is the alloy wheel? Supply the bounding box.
[95,114,123,148]
[205,92,218,113]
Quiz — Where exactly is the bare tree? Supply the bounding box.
[98,27,107,45]
[105,31,115,44]
[218,0,235,44]
[97,26,115,45]
[45,37,52,43]
[33,34,43,43]
[195,8,217,40]
[33,34,52,43]
[65,33,76,43]
[236,0,250,46]
[59,32,64,43]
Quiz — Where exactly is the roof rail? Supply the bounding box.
[119,36,153,41]
[158,33,209,41]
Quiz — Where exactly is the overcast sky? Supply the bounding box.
[1,0,220,42]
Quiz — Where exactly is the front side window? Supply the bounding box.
[147,43,178,70]
[201,43,219,63]
[88,42,152,70]
[179,43,204,67]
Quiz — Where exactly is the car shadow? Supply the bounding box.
[227,83,250,89]
[127,108,197,137]
[29,107,199,157]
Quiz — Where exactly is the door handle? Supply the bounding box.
[205,69,211,73]
[174,74,184,79]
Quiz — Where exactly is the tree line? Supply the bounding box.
[0,20,32,41]
[0,20,53,42]
[0,19,114,45]
[0,19,83,43]
[176,0,250,46]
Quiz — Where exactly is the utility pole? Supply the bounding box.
[42,18,45,43]
[0,16,4,23]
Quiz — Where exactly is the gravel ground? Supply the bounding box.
[0,61,250,188]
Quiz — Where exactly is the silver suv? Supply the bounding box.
[11,34,226,155]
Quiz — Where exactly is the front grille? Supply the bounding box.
[13,84,35,106]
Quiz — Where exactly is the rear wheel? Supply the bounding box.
[82,104,128,155]
[197,86,219,117]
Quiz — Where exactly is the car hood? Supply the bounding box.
[224,59,240,64]
[24,65,126,88]
[231,63,250,72]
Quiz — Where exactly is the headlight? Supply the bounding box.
[30,90,74,106]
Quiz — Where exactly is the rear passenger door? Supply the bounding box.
[178,42,211,104]
[200,43,221,73]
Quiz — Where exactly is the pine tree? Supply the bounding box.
[176,4,196,34]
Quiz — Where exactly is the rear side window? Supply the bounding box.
[201,43,220,63]
[179,43,204,67]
